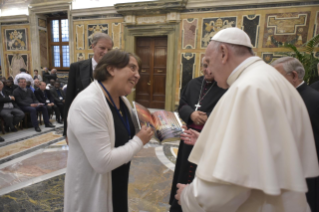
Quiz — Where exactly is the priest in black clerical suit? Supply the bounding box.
[169,58,227,212]
[64,33,113,138]
[297,83,319,212]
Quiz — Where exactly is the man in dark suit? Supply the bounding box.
[4,79,18,95]
[35,82,62,124]
[64,33,113,141]
[310,63,319,91]
[0,81,24,132]
[272,57,319,212]
[50,81,65,121]
[13,78,55,132]
[43,67,50,84]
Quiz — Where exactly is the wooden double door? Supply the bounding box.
[135,36,167,109]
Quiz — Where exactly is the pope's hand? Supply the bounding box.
[136,125,154,145]
[190,111,207,125]
[181,129,200,145]
[175,183,187,205]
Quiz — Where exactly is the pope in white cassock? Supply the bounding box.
[175,27,319,212]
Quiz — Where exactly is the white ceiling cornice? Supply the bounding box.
[186,0,317,9]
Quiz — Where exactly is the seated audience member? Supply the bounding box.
[0,81,24,132]
[35,82,62,124]
[26,81,35,92]
[33,79,40,90]
[13,78,55,132]
[43,67,50,83]
[14,68,34,86]
[33,69,43,81]
[4,79,18,95]
[50,81,65,120]
[50,69,58,81]
[46,79,55,90]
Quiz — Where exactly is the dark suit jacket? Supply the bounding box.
[64,59,92,135]
[4,84,19,95]
[0,89,18,111]
[297,83,319,212]
[50,88,66,104]
[13,87,39,107]
[310,81,319,91]
[34,89,54,105]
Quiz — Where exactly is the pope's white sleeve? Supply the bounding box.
[181,177,251,212]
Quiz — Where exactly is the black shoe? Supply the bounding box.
[35,127,41,132]
[57,120,63,124]
[5,126,9,132]
[10,127,18,132]
[0,137,4,142]
[45,123,55,128]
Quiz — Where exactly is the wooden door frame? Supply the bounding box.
[124,23,179,111]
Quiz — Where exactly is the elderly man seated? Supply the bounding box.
[0,81,24,132]
[33,79,40,90]
[50,81,65,121]
[35,82,62,124]
[13,78,55,132]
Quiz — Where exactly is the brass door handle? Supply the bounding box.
[157,70,163,73]
[147,81,151,86]
[141,70,146,73]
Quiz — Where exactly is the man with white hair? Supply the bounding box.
[272,57,319,212]
[175,28,319,211]
[64,33,113,142]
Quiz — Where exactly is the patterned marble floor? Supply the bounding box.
[0,121,181,212]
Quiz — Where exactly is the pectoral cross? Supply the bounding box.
[195,103,201,111]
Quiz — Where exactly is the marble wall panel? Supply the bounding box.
[6,53,28,77]
[5,28,28,51]
[263,12,310,48]
[88,53,94,59]
[201,17,237,48]
[242,15,260,48]
[87,24,108,49]
[112,23,121,49]
[39,30,48,68]
[76,52,85,62]
[38,18,46,28]
[76,24,85,50]
[262,52,294,64]
[182,18,198,49]
[180,53,196,92]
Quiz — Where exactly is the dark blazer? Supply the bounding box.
[0,89,18,111]
[43,72,51,83]
[50,88,66,104]
[297,83,319,212]
[4,84,19,95]
[64,59,92,136]
[13,87,39,107]
[34,89,54,105]
[310,81,319,92]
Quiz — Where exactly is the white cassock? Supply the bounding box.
[181,57,319,212]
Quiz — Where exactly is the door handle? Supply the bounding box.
[147,81,151,86]
[141,70,146,73]
[157,70,163,73]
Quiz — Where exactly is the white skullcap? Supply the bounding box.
[211,27,253,48]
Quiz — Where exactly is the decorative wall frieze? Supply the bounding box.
[28,1,71,14]
[0,15,29,24]
[115,0,187,16]
[71,6,118,19]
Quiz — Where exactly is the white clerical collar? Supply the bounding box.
[92,57,98,71]
[229,56,260,78]
[296,81,305,88]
